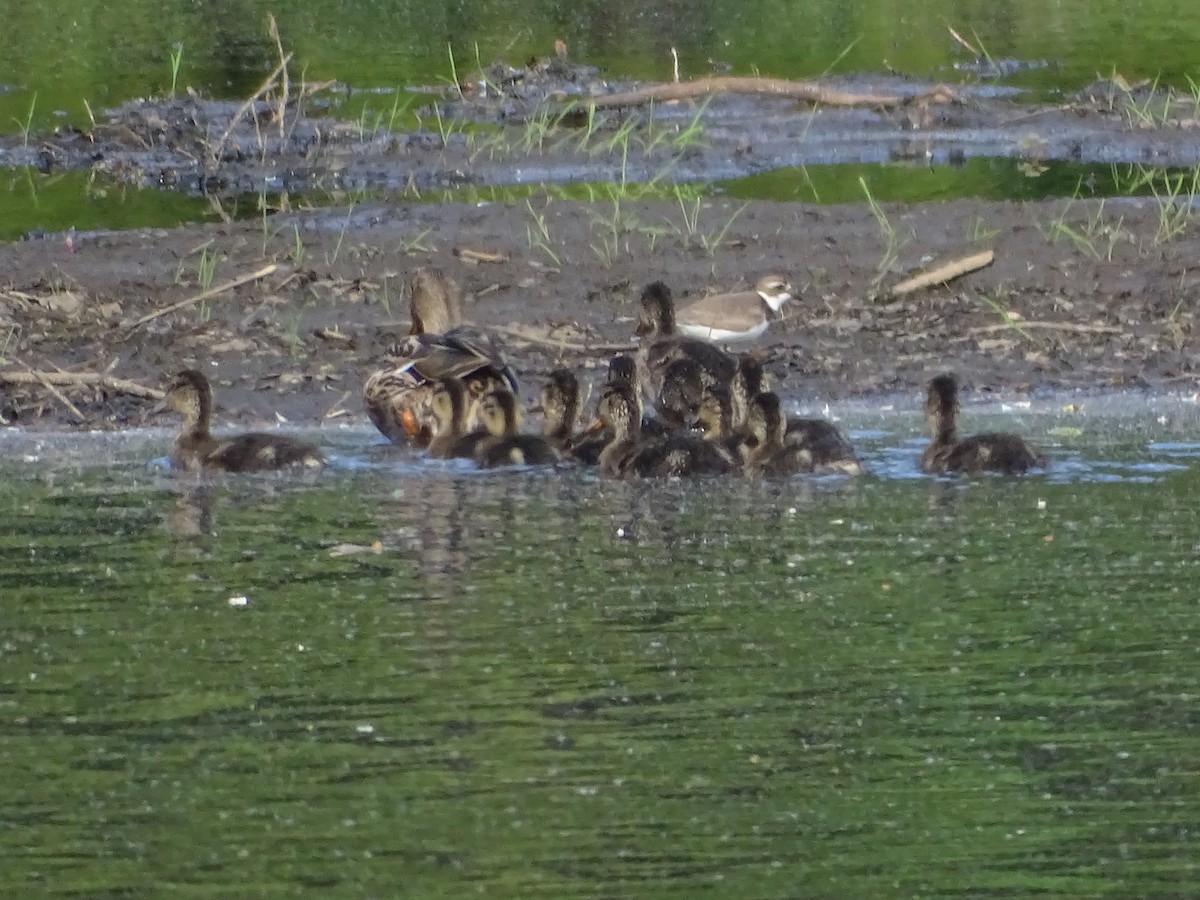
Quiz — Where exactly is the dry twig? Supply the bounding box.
[891,250,995,296]
[0,369,165,400]
[124,263,279,333]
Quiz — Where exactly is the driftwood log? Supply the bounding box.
[576,76,961,110]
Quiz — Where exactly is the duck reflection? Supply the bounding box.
[162,484,218,539]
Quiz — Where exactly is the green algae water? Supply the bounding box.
[4,0,1200,237]
[3,0,1199,133]
[3,408,1200,896]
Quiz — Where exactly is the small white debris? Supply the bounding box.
[355,724,376,735]
[1037,498,1047,510]
[228,596,249,607]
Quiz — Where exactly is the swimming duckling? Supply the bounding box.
[921,373,1046,474]
[656,356,707,428]
[606,352,672,439]
[784,416,863,476]
[425,377,490,460]
[635,281,737,402]
[735,392,862,475]
[730,355,770,434]
[363,267,517,447]
[739,391,793,473]
[537,369,583,451]
[593,381,733,477]
[474,389,561,469]
[156,369,325,474]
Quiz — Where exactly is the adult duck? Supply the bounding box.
[363,267,516,447]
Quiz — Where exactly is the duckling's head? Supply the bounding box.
[746,391,786,446]
[158,369,212,429]
[539,369,580,436]
[595,382,640,438]
[658,357,705,426]
[755,274,795,313]
[429,377,468,434]
[926,373,959,425]
[409,267,462,335]
[734,355,768,397]
[478,389,521,438]
[635,281,676,338]
[695,386,733,439]
[731,355,768,426]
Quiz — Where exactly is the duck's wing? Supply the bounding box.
[948,433,1045,474]
[397,328,518,394]
[364,327,518,446]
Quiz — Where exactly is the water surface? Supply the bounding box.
[4,401,1200,895]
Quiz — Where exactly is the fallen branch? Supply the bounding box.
[576,76,960,110]
[891,250,995,296]
[23,368,86,422]
[0,369,165,400]
[124,263,279,333]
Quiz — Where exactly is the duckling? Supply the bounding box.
[474,389,561,468]
[739,391,794,473]
[694,385,744,458]
[537,369,583,451]
[732,392,808,474]
[921,373,1046,474]
[591,382,647,475]
[783,415,863,476]
[656,356,706,428]
[363,267,517,447]
[425,377,490,460]
[606,352,672,439]
[730,355,770,434]
[156,369,325,474]
[635,281,736,402]
[594,381,733,477]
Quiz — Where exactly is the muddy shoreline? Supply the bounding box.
[3,71,1200,430]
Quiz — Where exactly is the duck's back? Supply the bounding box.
[475,434,560,469]
[202,433,326,473]
[947,433,1045,474]
[629,434,733,477]
[785,417,862,475]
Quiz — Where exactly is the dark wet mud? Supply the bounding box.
[3,64,1200,429]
